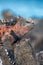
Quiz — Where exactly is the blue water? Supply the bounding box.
[0,0,43,18]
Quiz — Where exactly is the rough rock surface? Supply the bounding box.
[14,38,38,65]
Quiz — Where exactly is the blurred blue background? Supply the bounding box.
[0,0,43,19]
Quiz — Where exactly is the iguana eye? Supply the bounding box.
[3,32,5,34]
